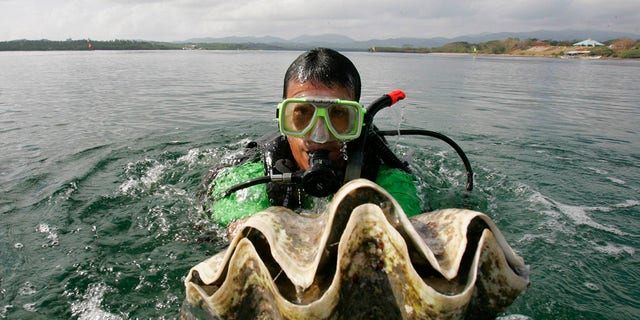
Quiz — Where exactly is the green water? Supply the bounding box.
[1,51,638,319]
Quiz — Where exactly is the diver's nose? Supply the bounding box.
[310,119,330,144]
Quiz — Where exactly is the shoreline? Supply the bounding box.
[1,40,638,59]
[373,45,639,60]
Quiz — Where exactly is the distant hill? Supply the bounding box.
[182,35,286,44]
[181,29,640,50]
[289,34,355,44]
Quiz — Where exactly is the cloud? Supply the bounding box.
[0,0,638,41]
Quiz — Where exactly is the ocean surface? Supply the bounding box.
[1,50,638,319]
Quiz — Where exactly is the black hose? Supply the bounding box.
[344,92,400,182]
[368,130,410,172]
[217,128,473,199]
[219,176,272,199]
[378,129,474,192]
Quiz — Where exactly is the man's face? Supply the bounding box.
[285,80,355,170]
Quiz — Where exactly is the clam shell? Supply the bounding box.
[184,179,529,319]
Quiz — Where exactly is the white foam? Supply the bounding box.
[177,148,200,165]
[587,167,608,175]
[607,176,626,184]
[140,163,166,186]
[555,203,628,236]
[584,282,600,291]
[497,314,533,320]
[118,161,166,194]
[614,199,639,208]
[70,283,122,320]
[22,303,37,313]
[587,166,626,184]
[146,205,170,234]
[528,191,553,207]
[529,192,632,236]
[118,178,137,194]
[1,305,14,318]
[35,223,50,233]
[36,223,59,247]
[17,282,36,296]
[593,242,636,256]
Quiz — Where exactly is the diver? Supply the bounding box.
[201,48,422,226]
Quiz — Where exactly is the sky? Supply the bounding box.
[1,0,638,42]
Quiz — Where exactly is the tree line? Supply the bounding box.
[0,39,188,50]
[386,37,640,58]
[0,39,289,51]
[2,37,639,58]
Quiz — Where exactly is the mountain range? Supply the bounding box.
[183,29,640,50]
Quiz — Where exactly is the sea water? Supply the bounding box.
[0,50,638,319]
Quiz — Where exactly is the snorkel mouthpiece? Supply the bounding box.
[302,150,340,197]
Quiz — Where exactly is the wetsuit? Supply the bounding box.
[201,133,421,226]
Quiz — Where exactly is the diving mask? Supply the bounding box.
[277,98,365,141]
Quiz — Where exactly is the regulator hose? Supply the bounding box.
[218,176,272,199]
[377,129,474,192]
[367,129,410,172]
[218,151,340,199]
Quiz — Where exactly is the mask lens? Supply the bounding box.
[327,104,357,135]
[283,102,316,133]
[279,98,363,140]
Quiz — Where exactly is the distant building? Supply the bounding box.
[182,44,201,50]
[573,39,604,47]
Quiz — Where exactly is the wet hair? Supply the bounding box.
[283,48,361,101]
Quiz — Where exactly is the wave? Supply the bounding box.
[529,190,634,237]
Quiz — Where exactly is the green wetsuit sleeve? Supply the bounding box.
[376,166,422,217]
[208,161,270,226]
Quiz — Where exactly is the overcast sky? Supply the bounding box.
[1,0,638,41]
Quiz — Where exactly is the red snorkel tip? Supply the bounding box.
[387,90,406,105]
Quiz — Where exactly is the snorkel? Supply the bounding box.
[345,90,474,191]
[344,90,406,182]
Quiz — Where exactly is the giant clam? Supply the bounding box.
[183,179,529,319]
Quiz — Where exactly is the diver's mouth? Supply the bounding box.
[302,140,346,168]
[304,146,328,158]
[305,140,342,151]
